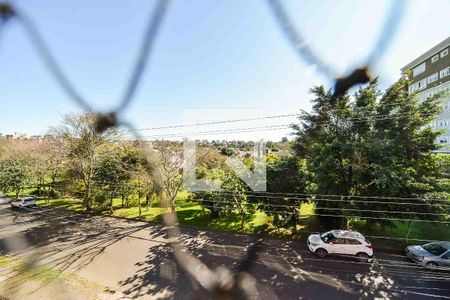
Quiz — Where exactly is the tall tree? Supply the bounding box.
[292,79,445,229]
[149,140,214,212]
[254,155,307,230]
[0,140,34,199]
[52,113,115,210]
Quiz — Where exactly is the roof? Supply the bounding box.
[331,230,364,239]
[401,36,450,72]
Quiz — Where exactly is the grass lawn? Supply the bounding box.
[350,219,450,251]
[36,193,448,251]
[0,255,107,298]
[37,198,84,211]
[35,191,310,235]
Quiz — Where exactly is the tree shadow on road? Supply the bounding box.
[1,208,444,299]
[115,227,408,299]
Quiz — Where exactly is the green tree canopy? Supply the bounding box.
[292,79,446,228]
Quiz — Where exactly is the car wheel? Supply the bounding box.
[426,262,438,269]
[315,248,327,258]
[356,252,370,262]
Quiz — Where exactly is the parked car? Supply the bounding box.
[307,230,373,260]
[406,241,450,269]
[10,197,37,208]
[0,195,11,204]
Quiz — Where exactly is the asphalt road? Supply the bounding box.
[0,205,448,300]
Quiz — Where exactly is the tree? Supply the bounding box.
[149,140,215,212]
[254,155,307,230]
[292,79,445,229]
[28,141,59,198]
[52,113,115,210]
[192,168,250,230]
[0,140,33,199]
[149,140,183,212]
[0,158,30,199]
[94,145,126,213]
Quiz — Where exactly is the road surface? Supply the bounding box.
[0,205,448,299]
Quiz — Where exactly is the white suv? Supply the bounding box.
[307,230,373,260]
[11,197,37,208]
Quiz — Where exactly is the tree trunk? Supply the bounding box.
[169,196,176,212]
[240,210,245,230]
[341,216,348,229]
[84,181,91,211]
[36,182,42,196]
[405,220,412,246]
[46,186,51,204]
[146,193,151,211]
[110,197,114,214]
[125,195,129,208]
[138,195,142,217]
[121,194,125,208]
[15,190,19,200]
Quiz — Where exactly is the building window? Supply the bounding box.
[418,79,427,90]
[444,102,450,110]
[439,136,448,144]
[412,62,426,77]
[441,48,449,58]
[427,73,439,84]
[439,120,449,128]
[432,54,439,63]
[441,67,450,79]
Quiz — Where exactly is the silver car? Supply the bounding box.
[10,197,37,208]
[0,195,11,204]
[406,241,450,269]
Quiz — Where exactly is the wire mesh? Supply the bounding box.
[2,1,444,299]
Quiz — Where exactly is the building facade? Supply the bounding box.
[401,37,450,150]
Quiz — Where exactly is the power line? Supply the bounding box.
[215,191,450,207]
[189,198,449,217]
[122,114,299,132]
[189,201,449,223]
[139,124,292,139]
[118,110,440,140]
[217,190,450,203]
[29,181,450,204]
[121,100,440,134]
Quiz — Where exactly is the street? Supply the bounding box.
[0,205,448,299]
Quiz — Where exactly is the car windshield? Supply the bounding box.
[422,243,447,256]
[320,232,335,243]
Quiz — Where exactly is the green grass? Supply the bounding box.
[35,194,319,235]
[0,255,59,284]
[36,194,449,252]
[350,219,450,251]
[0,255,15,267]
[27,265,61,284]
[0,255,103,295]
[37,198,84,211]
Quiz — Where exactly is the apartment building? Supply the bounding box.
[401,37,450,151]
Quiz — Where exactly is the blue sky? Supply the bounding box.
[0,0,449,141]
